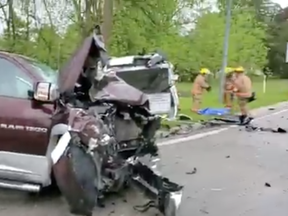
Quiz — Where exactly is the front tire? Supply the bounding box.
[53,138,98,216]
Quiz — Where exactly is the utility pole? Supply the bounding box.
[103,0,113,43]
[286,42,288,63]
[219,0,233,103]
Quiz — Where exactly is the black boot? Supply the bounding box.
[240,115,253,125]
[246,116,254,124]
[238,115,245,124]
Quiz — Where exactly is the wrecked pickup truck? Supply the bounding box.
[0,26,183,216]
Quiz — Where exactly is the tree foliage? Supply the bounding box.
[185,9,268,72]
[0,0,287,80]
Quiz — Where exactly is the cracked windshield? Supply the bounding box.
[0,0,288,216]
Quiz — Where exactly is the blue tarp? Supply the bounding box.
[198,108,231,116]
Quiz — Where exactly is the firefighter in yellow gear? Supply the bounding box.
[223,67,235,108]
[191,68,211,112]
[232,66,255,124]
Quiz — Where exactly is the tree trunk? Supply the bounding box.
[8,0,16,50]
[24,0,30,41]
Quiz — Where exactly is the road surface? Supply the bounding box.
[0,103,288,216]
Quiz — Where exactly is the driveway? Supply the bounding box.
[0,104,288,216]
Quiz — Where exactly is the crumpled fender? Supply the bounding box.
[52,132,98,216]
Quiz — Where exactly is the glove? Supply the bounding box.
[247,92,256,103]
[206,86,211,92]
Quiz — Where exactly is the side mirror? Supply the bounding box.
[33,82,58,102]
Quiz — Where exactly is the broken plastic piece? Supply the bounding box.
[265,182,271,187]
[272,127,286,133]
[186,167,197,175]
[246,125,287,133]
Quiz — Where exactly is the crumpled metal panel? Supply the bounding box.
[114,116,141,142]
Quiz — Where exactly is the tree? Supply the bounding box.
[266,21,288,77]
[0,0,272,81]
[188,9,268,74]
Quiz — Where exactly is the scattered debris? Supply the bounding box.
[268,107,275,110]
[214,116,239,124]
[108,210,115,215]
[157,111,286,140]
[265,182,271,187]
[200,209,209,214]
[273,127,286,133]
[245,125,287,133]
[186,167,197,175]
[134,200,156,212]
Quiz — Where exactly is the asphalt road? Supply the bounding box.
[0,103,288,216]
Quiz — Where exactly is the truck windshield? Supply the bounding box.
[15,55,58,84]
[25,59,57,83]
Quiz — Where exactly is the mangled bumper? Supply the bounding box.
[129,161,183,216]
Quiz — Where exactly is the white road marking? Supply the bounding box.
[158,108,288,146]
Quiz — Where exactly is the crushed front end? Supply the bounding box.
[52,107,183,216]
[51,29,183,215]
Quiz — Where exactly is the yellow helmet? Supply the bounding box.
[234,66,244,72]
[199,68,210,74]
[225,67,234,74]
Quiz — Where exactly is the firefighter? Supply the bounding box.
[223,67,235,109]
[232,66,255,124]
[191,68,211,112]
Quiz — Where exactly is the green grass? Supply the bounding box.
[176,79,288,120]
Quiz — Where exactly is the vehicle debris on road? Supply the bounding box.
[186,168,197,175]
[245,125,287,133]
[265,182,271,187]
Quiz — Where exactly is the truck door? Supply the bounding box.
[0,56,52,156]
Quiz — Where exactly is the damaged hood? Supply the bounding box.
[58,36,93,93]
[58,30,107,93]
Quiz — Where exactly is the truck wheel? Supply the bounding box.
[53,140,99,216]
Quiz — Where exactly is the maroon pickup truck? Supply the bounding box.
[0,51,60,192]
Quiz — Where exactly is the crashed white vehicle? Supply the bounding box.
[105,54,179,120]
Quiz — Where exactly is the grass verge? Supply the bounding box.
[175,79,288,120]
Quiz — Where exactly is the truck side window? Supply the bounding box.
[0,57,33,99]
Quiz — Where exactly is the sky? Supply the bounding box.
[273,0,288,8]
